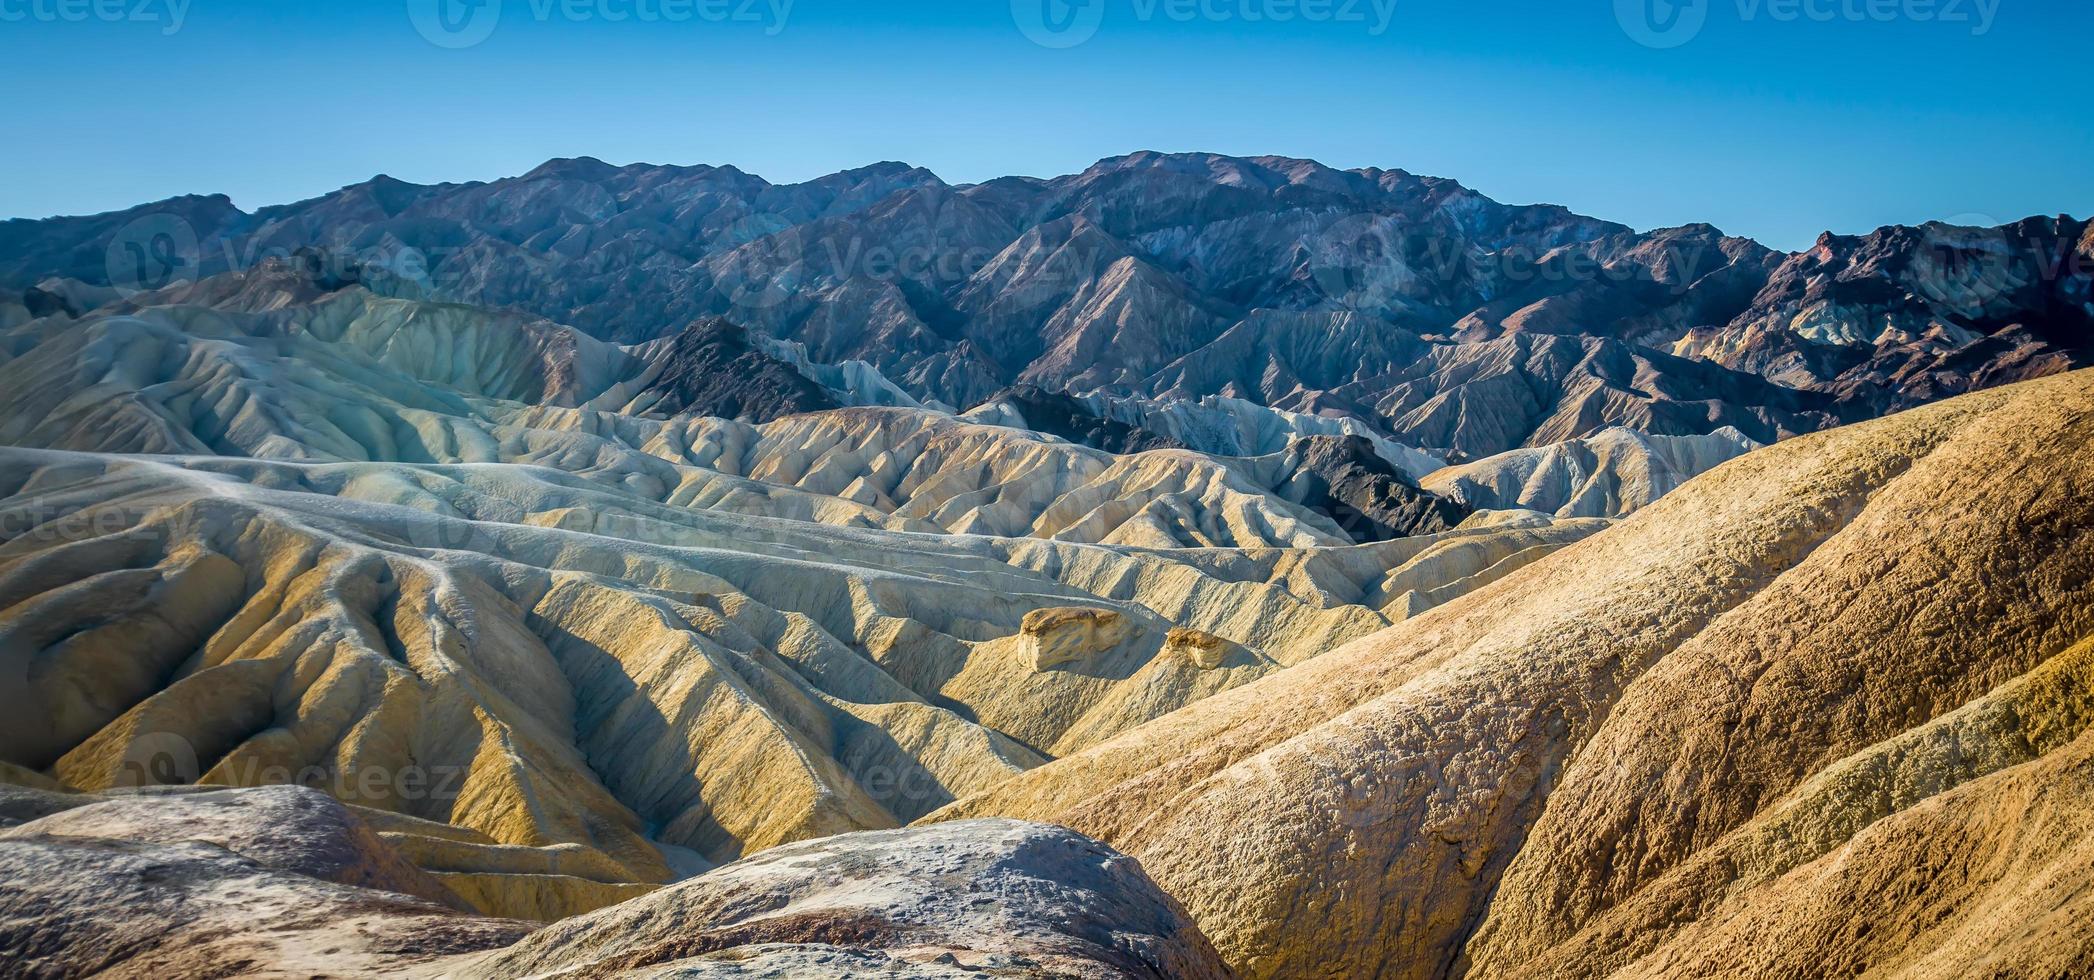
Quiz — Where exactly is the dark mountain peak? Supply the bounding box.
[522,155,626,182]
[633,316,841,422]
[788,161,943,193]
[2,191,239,228]
[1084,150,1347,186]
[1079,150,1278,183]
[826,160,935,182]
[1645,221,1727,241]
[978,383,1186,455]
[0,193,248,287]
[1810,229,1849,252]
[348,174,438,217]
[1269,433,1470,541]
[1347,164,1419,181]
[1088,149,1173,170]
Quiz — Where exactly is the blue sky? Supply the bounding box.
[0,0,2085,249]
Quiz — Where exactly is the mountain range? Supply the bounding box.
[2,152,2091,979]
[7,151,2087,459]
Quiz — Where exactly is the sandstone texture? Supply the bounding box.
[0,263,1606,896]
[0,833,532,978]
[0,784,1223,980]
[931,369,2094,979]
[461,819,1231,979]
[0,784,469,909]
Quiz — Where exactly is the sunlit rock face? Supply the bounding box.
[931,369,2094,980]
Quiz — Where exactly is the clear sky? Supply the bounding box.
[1,0,2086,250]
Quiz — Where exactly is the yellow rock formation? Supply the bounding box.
[930,369,2094,979]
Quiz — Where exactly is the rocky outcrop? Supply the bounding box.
[0,834,531,978]
[1164,628,1234,670]
[968,384,1188,454]
[931,369,2094,979]
[1023,606,1135,670]
[460,820,1232,979]
[621,315,840,421]
[754,332,947,411]
[1026,389,1448,480]
[1368,331,1842,459]
[0,773,665,924]
[0,785,469,910]
[1236,435,1470,540]
[0,785,1225,979]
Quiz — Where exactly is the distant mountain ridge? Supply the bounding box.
[4,151,2087,458]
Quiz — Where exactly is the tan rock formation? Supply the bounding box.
[930,369,2094,979]
[1165,627,1233,670]
[0,442,1493,879]
[1469,635,2094,979]
[0,296,1351,549]
[1022,606,1134,669]
[0,356,1577,871]
[28,255,2075,977]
